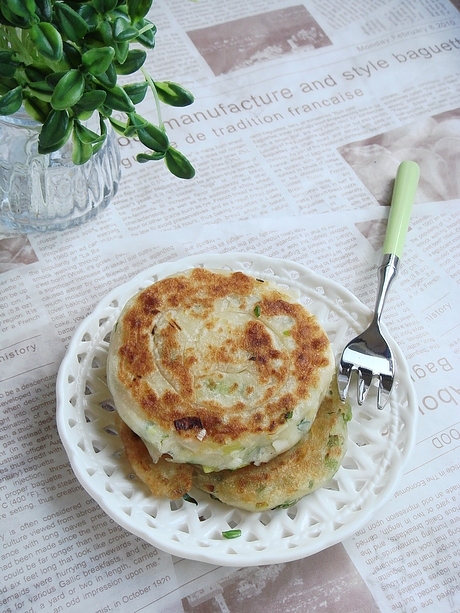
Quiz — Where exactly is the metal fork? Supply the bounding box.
[337,160,420,410]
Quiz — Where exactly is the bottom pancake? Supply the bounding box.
[117,414,194,499]
[193,381,350,511]
[117,381,351,511]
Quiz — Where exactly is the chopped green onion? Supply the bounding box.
[183,493,198,505]
[324,457,339,471]
[327,434,341,448]
[272,500,297,509]
[297,418,310,433]
[343,403,353,422]
[254,305,261,317]
[283,330,291,336]
[222,529,242,539]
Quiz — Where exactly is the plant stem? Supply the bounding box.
[0,27,62,70]
[141,67,164,130]
[137,23,155,36]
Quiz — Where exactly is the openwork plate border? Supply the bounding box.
[56,252,417,567]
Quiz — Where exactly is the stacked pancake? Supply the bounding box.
[107,268,350,511]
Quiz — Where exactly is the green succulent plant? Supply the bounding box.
[0,0,195,178]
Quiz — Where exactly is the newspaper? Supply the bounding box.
[1,0,460,611]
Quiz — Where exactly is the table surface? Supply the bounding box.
[1,2,460,613]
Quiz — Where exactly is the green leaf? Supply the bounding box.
[0,78,19,95]
[72,129,93,165]
[0,4,30,26]
[108,6,129,20]
[103,84,135,112]
[113,40,129,64]
[62,41,82,68]
[94,63,117,89]
[99,19,114,46]
[127,0,153,23]
[30,22,63,62]
[74,89,107,112]
[82,47,115,76]
[113,17,139,42]
[97,19,128,63]
[73,120,104,145]
[50,69,85,110]
[124,111,147,136]
[165,147,195,179]
[154,81,194,107]
[5,0,36,20]
[114,48,146,75]
[34,0,51,22]
[45,71,67,88]
[134,18,155,49]
[109,116,128,135]
[27,80,53,102]
[128,112,149,127]
[136,151,165,162]
[0,86,23,115]
[76,110,92,121]
[23,96,51,123]
[0,77,18,95]
[99,104,113,117]
[92,139,104,155]
[92,116,107,154]
[123,81,148,104]
[77,3,98,29]
[0,51,20,78]
[137,122,169,152]
[54,2,89,43]
[92,0,118,14]
[24,64,52,82]
[38,109,72,154]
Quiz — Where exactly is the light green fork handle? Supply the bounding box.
[382,160,420,258]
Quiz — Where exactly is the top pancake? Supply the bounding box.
[107,267,334,471]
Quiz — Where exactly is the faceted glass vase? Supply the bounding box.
[0,111,121,232]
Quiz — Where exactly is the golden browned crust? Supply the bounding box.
[193,383,349,511]
[117,382,350,511]
[116,414,194,499]
[108,268,333,464]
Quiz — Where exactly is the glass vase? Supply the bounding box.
[0,110,121,232]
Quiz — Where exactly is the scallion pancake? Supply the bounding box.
[107,267,334,472]
[193,382,350,511]
[117,381,351,511]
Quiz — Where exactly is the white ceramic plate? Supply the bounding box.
[56,252,418,567]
